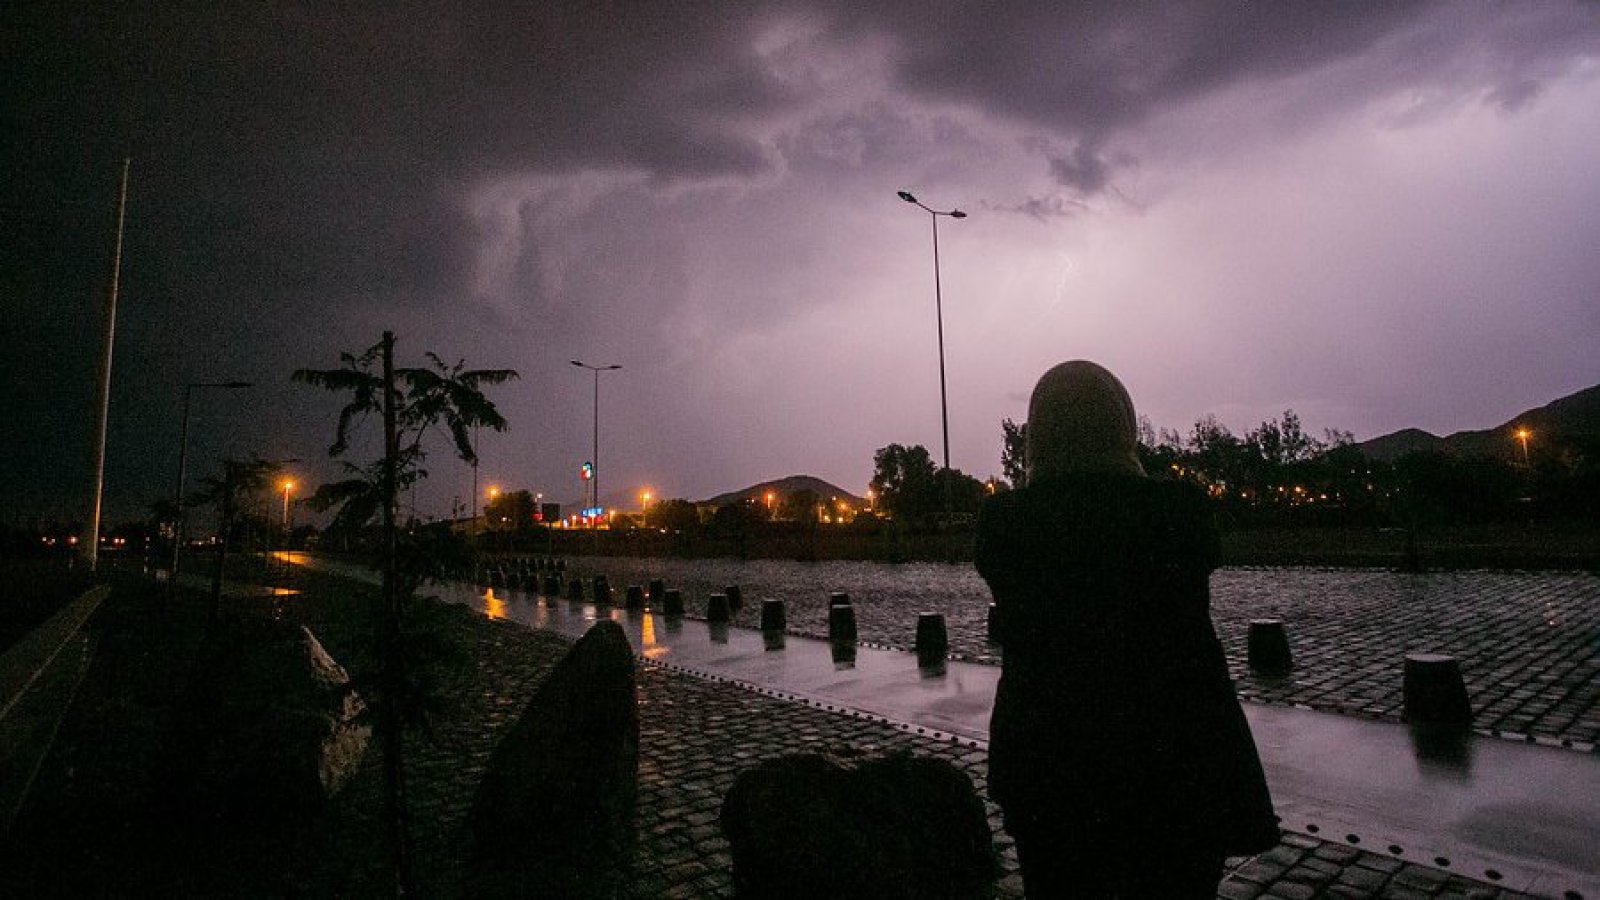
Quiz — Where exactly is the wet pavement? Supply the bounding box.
[451,582,1598,900]
[287,555,1595,898]
[535,557,1600,750]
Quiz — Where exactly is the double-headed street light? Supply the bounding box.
[898,190,967,523]
[571,360,622,526]
[171,380,252,588]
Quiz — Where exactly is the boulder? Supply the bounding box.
[721,750,995,900]
[176,619,369,826]
[471,620,638,897]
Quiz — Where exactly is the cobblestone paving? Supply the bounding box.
[371,597,1538,899]
[535,559,1600,750]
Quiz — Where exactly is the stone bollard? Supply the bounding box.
[1403,653,1472,725]
[663,589,685,616]
[828,604,857,643]
[725,585,744,611]
[592,576,612,605]
[648,579,665,604]
[1247,619,1294,675]
[760,598,786,633]
[567,579,584,602]
[544,574,562,596]
[986,603,1001,644]
[829,592,851,608]
[707,593,731,623]
[915,612,948,661]
[830,640,857,667]
[624,585,644,609]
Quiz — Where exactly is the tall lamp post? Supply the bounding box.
[1515,428,1532,467]
[897,190,967,525]
[570,360,622,527]
[170,380,252,588]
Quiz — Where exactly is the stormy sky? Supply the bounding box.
[4,1,1598,524]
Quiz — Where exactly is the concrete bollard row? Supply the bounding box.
[707,593,731,623]
[1403,653,1472,725]
[1247,619,1293,675]
[760,598,786,632]
[915,612,948,662]
[828,604,857,643]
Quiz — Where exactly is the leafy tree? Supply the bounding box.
[1001,418,1027,488]
[1247,410,1323,467]
[651,498,701,533]
[1186,415,1252,489]
[934,468,988,518]
[191,457,283,623]
[484,489,535,535]
[781,488,822,523]
[293,334,515,894]
[871,443,940,524]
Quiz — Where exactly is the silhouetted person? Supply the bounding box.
[977,361,1278,898]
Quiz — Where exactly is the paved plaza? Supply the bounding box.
[548,559,1600,751]
[394,606,1540,898]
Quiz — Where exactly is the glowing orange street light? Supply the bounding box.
[765,490,776,520]
[1515,428,1531,466]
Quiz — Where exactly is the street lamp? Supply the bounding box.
[898,190,967,525]
[1515,428,1531,466]
[171,380,252,588]
[571,360,622,526]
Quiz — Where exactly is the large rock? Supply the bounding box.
[721,750,996,900]
[176,619,369,826]
[471,619,638,897]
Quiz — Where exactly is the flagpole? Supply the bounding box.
[85,157,130,570]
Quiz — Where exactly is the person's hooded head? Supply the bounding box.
[1025,360,1145,482]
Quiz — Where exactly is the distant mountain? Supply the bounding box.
[1357,384,1600,462]
[702,475,865,508]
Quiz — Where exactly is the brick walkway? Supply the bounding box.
[373,598,1537,899]
[546,559,1600,750]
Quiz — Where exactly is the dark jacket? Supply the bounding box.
[976,474,1278,855]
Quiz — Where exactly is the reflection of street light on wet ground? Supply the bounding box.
[898,189,967,526]
[281,480,295,545]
